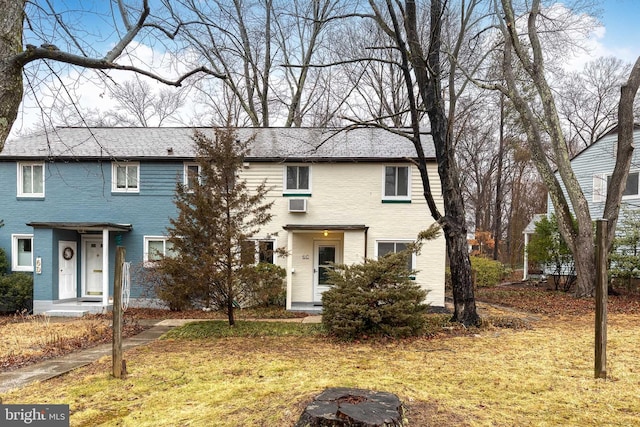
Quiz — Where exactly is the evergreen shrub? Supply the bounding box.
[0,273,33,314]
[321,251,428,340]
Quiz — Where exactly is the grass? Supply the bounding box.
[0,314,113,371]
[2,289,640,425]
[161,320,325,339]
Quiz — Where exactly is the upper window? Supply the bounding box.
[143,236,174,265]
[184,163,201,191]
[112,162,139,193]
[285,165,310,194]
[12,234,34,272]
[620,172,639,198]
[377,240,415,272]
[593,171,640,202]
[383,166,410,201]
[17,162,44,197]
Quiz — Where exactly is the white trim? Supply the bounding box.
[17,162,45,198]
[183,162,201,190]
[11,234,34,272]
[382,165,411,201]
[81,235,104,297]
[143,235,171,266]
[594,170,640,202]
[313,239,342,302]
[58,241,77,299]
[102,229,109,306]
[111,162,140,193]
[246,238,277,264]
[592,173,607,202]
[622,171,640,199]
[283,164,312,194]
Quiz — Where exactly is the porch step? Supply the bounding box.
[44,310,89,318]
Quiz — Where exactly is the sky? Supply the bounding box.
[592,0,640,63]
[9,0,640,139]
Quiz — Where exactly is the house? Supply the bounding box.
[524,126,640,278]
[546,126,640,219]
[0,127,446,316]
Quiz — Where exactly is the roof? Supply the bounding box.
[568,123,640,164]
[26,222,133,232]
[0,127,435,162]
[523,214,546,234]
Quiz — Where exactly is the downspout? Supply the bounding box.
[364,227,368,260]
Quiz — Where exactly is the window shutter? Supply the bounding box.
[593,173,607,202]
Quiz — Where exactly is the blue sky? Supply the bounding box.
[598,0,640,62]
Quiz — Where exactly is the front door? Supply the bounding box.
[314,240,340,303]
[58,241,77,299]
[83,238,103,296]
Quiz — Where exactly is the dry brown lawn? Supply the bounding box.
[2,288,640,426]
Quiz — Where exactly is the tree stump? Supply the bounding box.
[295,387,404,427]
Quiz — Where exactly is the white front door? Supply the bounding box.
[58,241,77,299]
[314,240,340,302]
[83,238,103,296]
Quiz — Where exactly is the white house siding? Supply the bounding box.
[239,161,446,309]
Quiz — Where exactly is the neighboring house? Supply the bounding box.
[0,127,446,316]
[549,125,640,219]
[524,126,640,278]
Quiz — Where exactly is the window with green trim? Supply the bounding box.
[285,165,311,193]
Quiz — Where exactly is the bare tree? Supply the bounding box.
[558,56,635,154]
[162,0,349,127]
[361,0,483,326]
[494,0,639,296]
[0,0,222,150]
[107,79,187,127]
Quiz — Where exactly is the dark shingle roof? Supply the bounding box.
[0,127,435,161]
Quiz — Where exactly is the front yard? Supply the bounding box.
[1,286,639,426]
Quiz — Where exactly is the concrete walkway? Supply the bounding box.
[0,316,321,395]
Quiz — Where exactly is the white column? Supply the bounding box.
[286,230,293,310]
[102,228,110,307]
[523,232,529,281]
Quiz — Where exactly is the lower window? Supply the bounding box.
[143,236,174,265]
[241,240,276,265]
[377,240,415,272]
[12,234,34,272]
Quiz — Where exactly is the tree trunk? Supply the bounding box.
[0,0,24,151]
[448,227,479,325]
[573,232,596,297]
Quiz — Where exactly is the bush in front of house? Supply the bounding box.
[0,272,34,314]
[470,256,507,287]
[241,262,286,307]
[0,248,8,275]
[321,251,428,340]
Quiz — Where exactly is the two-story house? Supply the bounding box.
[0,127,446,316]
[523,126,640,280]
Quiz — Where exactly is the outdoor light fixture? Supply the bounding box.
[323,230,329,237]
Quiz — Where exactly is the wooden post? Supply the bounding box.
[112,246,125,379]
[595,220,607,379]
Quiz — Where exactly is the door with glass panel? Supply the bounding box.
[313,241,340,303]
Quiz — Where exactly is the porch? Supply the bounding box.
[27,222,132,316]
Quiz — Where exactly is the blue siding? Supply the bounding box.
[0,160,182,300]
[549,131,640,231]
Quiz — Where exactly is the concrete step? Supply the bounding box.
[44,310,89,317]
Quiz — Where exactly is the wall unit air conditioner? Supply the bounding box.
[288,198,307,213]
